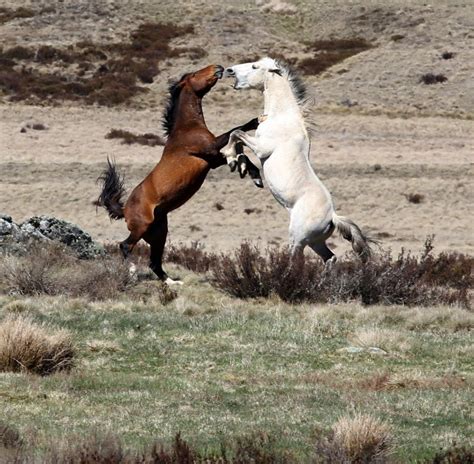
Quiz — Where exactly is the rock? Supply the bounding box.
[0,214,103,259]
[19,216,104,259]
[338,346,388,355]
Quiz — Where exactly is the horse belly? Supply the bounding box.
[262,152,308,209]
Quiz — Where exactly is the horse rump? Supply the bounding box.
[94,157,126,220]
[332,213,376,262]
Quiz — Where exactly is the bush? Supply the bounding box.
[208,239,471,307]
[105,129,165,146]
[165,242,219,273]
[0,315,74,375]
[428,445,474,463]
[420,73,448,85]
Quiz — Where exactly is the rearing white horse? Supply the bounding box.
[222,57,373,262]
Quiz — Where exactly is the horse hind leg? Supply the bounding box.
[143,215,183,286]
[309,242,336,269]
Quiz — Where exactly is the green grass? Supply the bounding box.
[0,268,472,461]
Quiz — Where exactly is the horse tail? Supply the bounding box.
[94,157,126,220]
[332,213,375,262]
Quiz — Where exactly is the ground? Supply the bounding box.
[0,0,473,461]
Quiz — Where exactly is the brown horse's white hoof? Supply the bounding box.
[165,277,184,286]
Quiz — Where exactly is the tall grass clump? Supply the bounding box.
[208,238,472,307]
[315,414,393,463]
[0,241,133,300]
[0,315,74,375]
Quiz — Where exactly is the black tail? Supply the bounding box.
[94,157,126,220]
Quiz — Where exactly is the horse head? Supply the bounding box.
[224,57,281,90]
[177,64,224,96]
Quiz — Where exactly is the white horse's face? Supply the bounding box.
[224,57,280,90]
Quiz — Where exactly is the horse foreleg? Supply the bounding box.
[222,130,259,166]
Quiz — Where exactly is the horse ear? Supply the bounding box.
[269,68,282,76]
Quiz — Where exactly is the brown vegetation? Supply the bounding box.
[0,7,35,24]
[299,38,373,75]
[404,193,424,204]
[105,129,165,146]
[164,238,473,307]
[420,73,448,85]
[0,22,206,105]
[0,315,74,376]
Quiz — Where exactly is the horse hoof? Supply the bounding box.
[164,277,184,286]
[228,160,237,172]
[253,179,264,188]
[129,263,138,278]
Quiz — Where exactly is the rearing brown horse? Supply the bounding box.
[96,64,260,283]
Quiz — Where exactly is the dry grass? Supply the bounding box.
[0,315,74,375]
[0,7,35,24]
[0,241,133,300]
[316,414,393,464]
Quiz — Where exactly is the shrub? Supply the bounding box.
[404,193,424,204]
[0,315,74,375]
[0,7,35,24]
[428,445,474,463]
[208,239,471,307]
[420,73,448,85]
[0,22,205,106]
[165,242,219,273]
[105,129,165,146]
[299,38,372,75]
[315,414,393,463]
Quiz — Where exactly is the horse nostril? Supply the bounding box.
[226,68,235,75]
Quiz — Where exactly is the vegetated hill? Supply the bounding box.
[0,0,473,118]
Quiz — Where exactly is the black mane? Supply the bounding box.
[275,59,308,106]
[162,73,189,136]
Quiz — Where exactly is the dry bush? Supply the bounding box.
[315,414,393,464]
[404,193,424,204]
[0,241,133,300]
[165,242,219,274]
[105,129,165,146]
[420,73,448,85]
[7,431,291,463]
[428,445,474,463]
[0,22,204,106]
[0,422,22,449]
[0,315,74,375]
[441,52,455,60]
[0,7,35,24]
[299,38,372,75]
[208,239,471,307]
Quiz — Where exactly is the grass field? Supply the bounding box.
[1,265,472,462]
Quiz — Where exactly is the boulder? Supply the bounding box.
[0,214,104,259]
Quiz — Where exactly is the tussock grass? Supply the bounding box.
[0,315,74,375]
[321,414,393,463]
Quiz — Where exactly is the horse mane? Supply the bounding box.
[162,73,189,136]
[273,59,310,109]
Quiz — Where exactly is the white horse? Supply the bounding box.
[222,57,373,262]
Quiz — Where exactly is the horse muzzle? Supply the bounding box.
[214,65,224,79]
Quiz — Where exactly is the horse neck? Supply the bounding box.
[263,75,301,118]
[171,86,206,135]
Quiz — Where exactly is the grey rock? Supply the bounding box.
[0,214,103,259]
[19,216,104,259]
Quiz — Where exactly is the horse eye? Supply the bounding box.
[252,65,258,69]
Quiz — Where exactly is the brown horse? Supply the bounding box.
[96,64,260,283]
